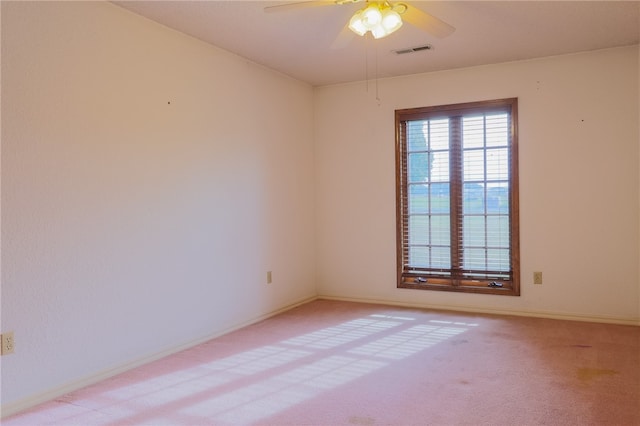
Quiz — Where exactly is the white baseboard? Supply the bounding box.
[1,295,318,419]
[317,295,640,326]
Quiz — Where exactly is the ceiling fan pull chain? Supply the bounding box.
[375,41,380,104]
[365,32,370,94]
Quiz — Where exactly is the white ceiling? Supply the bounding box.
[113,1,640,87]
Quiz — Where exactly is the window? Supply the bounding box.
[395,98,520,295]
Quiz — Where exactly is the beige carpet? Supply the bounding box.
[5,299,640,425]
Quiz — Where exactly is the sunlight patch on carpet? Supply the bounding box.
[180,355,387,423]
[10,312,474,425]
[348,324,467,360]
[281,318,402,349]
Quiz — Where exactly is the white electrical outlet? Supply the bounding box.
[267,271,272,284]
[1,331,15,355]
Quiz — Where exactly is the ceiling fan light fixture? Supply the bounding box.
[349,2,403,39]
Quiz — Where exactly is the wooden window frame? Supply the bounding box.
[395,98,520,296]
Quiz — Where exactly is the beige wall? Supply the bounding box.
[314,46,639,324]
[1,1,316,410]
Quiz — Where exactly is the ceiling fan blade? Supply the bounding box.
[264,1,335,13]
[330,22,355,49]
[401,3,455,38]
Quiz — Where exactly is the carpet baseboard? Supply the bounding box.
[0,295,318,419]
[317,295,640,326]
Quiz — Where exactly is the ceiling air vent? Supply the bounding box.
[393,44,433,55]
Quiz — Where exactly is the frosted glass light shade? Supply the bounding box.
[348,11,367,36]
[362,5,383,27]
[381,9,402,33]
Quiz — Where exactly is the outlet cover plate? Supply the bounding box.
[533,272,543,285]
[1,331,15,355]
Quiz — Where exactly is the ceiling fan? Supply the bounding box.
[264,0,455,47]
